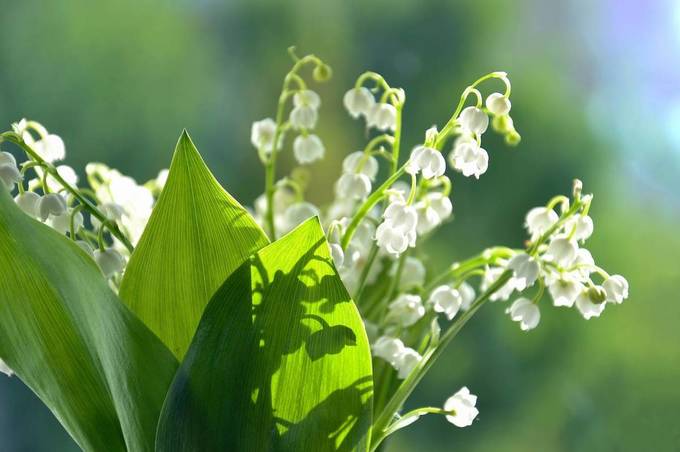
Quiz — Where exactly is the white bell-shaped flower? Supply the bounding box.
[506,297,541,331]
[0,162,21,192]
[387,294,425,327]
[507,253,540,290]
[47,209,84,234]
[251,118,278,154]
[0,151,17,167]
[482,266,517,301]
[293,89,321,109]
[391,256,426,290]
[368,103,397,131]
[458,106,489,135]
[525,207,559,238]
[444,387,479,427]
[94,248,125,278]
[570,215,594,242]
[14,192,41,218]
[458,282,476,310]
[38,193,67,221]
[485,92,512,116]
[290,105,318,130]
[575,287,607,319]
[32,134,66,162]
[383,201,418,230]
[416,192,453,235]
[293,134,325,164]
[280,202,319,235]
[603,275,629,304]
[375,222,411,257]
[428,285,463,320]
[0,358,13,377]
[448,140,488,179]
[372,336,405,366]
[394,347,422,379]
[335,173,372,199]
[548,275,584,307]
[343,87,375,118]
[376,200,418,257]
[342,151,379,180]
[406,146,446,179]
[544,237,578,267]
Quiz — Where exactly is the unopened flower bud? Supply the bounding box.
[313,63,332,82]
[485,92,512,116]
[458,106,489,135]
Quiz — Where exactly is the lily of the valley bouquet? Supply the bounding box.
[0,49,629,451]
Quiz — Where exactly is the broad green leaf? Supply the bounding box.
[156,217,373,452]
[0,186,179,452]
[119,131,269,359]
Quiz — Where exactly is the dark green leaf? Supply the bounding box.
[119,131,269,359]
[156,217,373,452]
[0,186,178,452]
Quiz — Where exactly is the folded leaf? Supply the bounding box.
[119,131,269,359]
[0,186,179,452]
[156,217,373,452]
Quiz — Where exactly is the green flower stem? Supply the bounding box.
[1,132,134,252]
[377,406,452,441]
[370,270,513,451]
[340,165,407,250]
[391,103,404,174]
[423,247,516,292]
[434,71,510,151]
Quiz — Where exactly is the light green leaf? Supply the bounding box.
[119,131,269,359]
[0,186,179,452]
[156,217,374,452]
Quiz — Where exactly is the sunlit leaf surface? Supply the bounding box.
[0,187,178,452]
[157,218,373,452]
[119,131,269,359]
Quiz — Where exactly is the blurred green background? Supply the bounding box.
[1,0,679,450]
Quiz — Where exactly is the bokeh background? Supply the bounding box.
[1,0,679,450]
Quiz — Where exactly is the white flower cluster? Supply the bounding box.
[1,120,166,283]
[477,187,629,331]
[251,89,325,166]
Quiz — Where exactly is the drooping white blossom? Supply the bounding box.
[14,192,41,218]
[448,139,488,179]
[0,152,21,191]
[293,89,321,109]
[368,103,397,132]
[32,134,66,163]
[565,214,594,242]
[290,105,318,130]
[293,134,325,164]
[575,287,606,319]
[251,118,278,154]
[544,237,578,267]
[444,387,479,427]
[547,274,584,307]
[395,348,422,379]
[603,275,629,304]
[335,173,372,199]
[507,253,540,290]
[376,200,418,257]
[458,106,489,135]
[485,92,511,116]
[506,297,541,331]
[342,151,379,180]
[94,248,125,278]
[525,207,559,238]
[38,193,67,221]
[47,209,83,235]
[387,294,425,327]
[406,146,446,179]
[415,192,453,235]
[428,285,463,320]
[458,282,476,310]
[279,202,319,235]
[343,87,375,118]
[391,257,426,291]
[372,336,406,367]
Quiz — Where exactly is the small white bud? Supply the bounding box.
[251,118,278,154]
[0,164,21,192]
[342,151,379,180]
[602,275,629,304]
[335,173,372,199]
[444,387,479,427]
[485,92,511,116]
[32,134,66,162]
[293,90,321,109]
[406,146,446,180]
[428,285,463,320]
[290,105,318,130]
[368,103,397,131]
[506,297,541,331]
